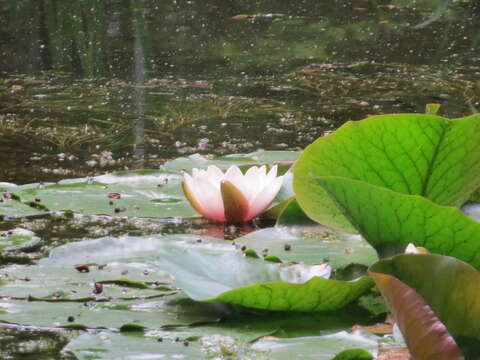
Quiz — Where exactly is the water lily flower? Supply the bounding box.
[182,165,284,223]
[405,243,428,254]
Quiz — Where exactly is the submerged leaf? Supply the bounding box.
[294,114,480,232]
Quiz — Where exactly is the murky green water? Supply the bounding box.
[1,0,479,183]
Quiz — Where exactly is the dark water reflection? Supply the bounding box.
[0,0,479,183]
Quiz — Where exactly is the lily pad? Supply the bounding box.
[0,184,46,218]
[10,151,297,218]
[234,226,378,268]
[16,173,193,218]
[294,114,480,232]
[64,331,204,360]
[160,244,374,312]
[252,331,378,360]
[317,176,480,266]
[0,228,41,252]
[66,329,377,360]
[37,233,375,312]
[161,150,299,174]
[0,231,379,358]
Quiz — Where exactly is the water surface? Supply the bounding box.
[1,0,479,183]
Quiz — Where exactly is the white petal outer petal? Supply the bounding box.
[246,175,284,220]
[184,172,194,186]
[405,243,420,254]
[182,181,208,218]
[225,165,246,193]
[206,165,225,184]
[244,165,259,180]
[191,168,199,177]
[193,177,225,221]
[267,165,278,179]
[259,165,267,177]
[184,173,199,199]
[243,166,262,201]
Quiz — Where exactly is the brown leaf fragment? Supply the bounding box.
[75,264,90,273]
[231,14,251,20]
[352,322,393,335]
[377,347,411,360]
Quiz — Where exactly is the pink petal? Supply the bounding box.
[191,177,225,221]
[182,180,209,218]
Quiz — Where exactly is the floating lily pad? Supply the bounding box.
[159,243,374,312]
[0,251,220,330]
[0,231,378,358]
[65,328,378,360]
[0,228,41,252]
[64,331,204,360]
[331,348,374,360]
[10,151,297,218]
[17,174,192,218]
[0,184,46,218]
[234,226,377,268]
[160,150,299,174]
[252,331,378,360]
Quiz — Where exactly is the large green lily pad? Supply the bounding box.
[317,176,480,266]
[294,114,480,232]
[0,231,378,358]
[40,234,374,312]
[159,243,374,312]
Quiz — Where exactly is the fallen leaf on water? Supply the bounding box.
[377,347,411,360]
[352,322,393,335]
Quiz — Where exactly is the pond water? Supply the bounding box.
[1,0,479,183]
[0,0,479,359]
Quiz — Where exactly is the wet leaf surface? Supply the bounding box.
[294,114,480,232]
